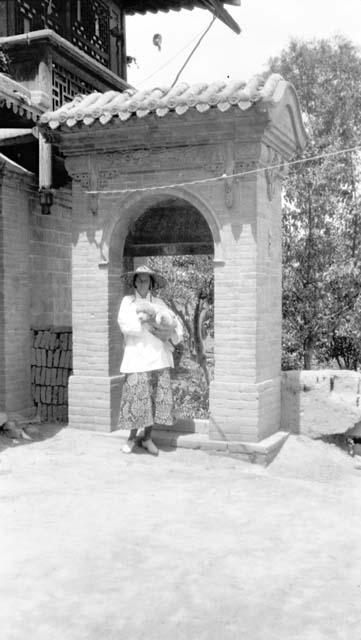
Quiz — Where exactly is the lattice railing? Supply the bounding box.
[15,0,110,68]
[71,0,110,67]
[15,0,64,36]
[52,62,96,110]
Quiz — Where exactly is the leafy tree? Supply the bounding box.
[148,254,214,418]
[328,296,361,369]
[268,36,361,369]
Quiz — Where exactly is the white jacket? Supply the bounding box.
[118,292,183,374]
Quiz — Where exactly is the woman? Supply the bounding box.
[118,265,183,455]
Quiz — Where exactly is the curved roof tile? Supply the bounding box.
[0,72,45,122]
[41,74,286,130]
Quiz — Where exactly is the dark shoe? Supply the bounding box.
[141,438,159,456]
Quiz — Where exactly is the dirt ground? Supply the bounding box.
[1,426,361,640]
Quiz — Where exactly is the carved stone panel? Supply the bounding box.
[100,146,226,176]
[263,146,285,201]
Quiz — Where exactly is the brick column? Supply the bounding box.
[68,183,123,431]
[210,222,259,442]
[209,166,283,443]
[255,155,283,441]
[0,157,33,413]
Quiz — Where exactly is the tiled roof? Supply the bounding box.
[40,74,285,130]
[123,0,241,34]
[0,72,45,122]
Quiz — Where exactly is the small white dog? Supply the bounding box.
[135,300,177,331]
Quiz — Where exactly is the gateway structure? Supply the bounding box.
[40,74,306,449]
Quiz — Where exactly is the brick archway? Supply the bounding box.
[111,195,216,429]
[107,191,216,384]
[123,196,213,258]
[53,75,307,444]
[106,187,225,266]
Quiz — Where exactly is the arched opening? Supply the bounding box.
[121,196,215,426]
[123,197,213,258]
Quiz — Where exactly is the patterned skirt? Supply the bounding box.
[118,367,174,431]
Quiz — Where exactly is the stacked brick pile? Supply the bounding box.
[31,328,72,422]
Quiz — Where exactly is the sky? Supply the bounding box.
[126,0,361,90]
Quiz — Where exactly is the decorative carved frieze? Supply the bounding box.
[223,141,236,210]
[87,161,99,215]
[39,129,59,144]
[99,169,118,189]
[65,157,88,181]
[264,146,285,201]
[64,144,269,219]
[224,175,242,210]
[102,149,151,169]
[100,146,226,175]
[234,159,259,175]
[71,172,90,188]
[65,157,99,213]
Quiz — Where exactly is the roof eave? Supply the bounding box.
[0,73,44,124]
[123,0,241,34]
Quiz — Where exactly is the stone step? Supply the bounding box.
[105,427,289,466]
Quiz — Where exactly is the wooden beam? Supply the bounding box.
[200,0,241,34]
[39,130,52,188]
[120,9,127,81]
[125,242,214,257]
[0,134,34,147]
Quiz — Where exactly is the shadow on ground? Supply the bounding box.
[0,423,65,454]
[128,439,176,455]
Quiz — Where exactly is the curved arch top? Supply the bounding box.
[107,186,225,264]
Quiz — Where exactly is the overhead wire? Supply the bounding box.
[134,23,215,88]
[170,14,217,88]
[85,144,361,196]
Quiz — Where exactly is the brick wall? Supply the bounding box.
[0,156,33,412]
[0,154,73,417]
[30,187,72,328]
[29,186,73,421]
[0,171,4,407]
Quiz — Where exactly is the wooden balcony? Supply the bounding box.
[0,29,131,110]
